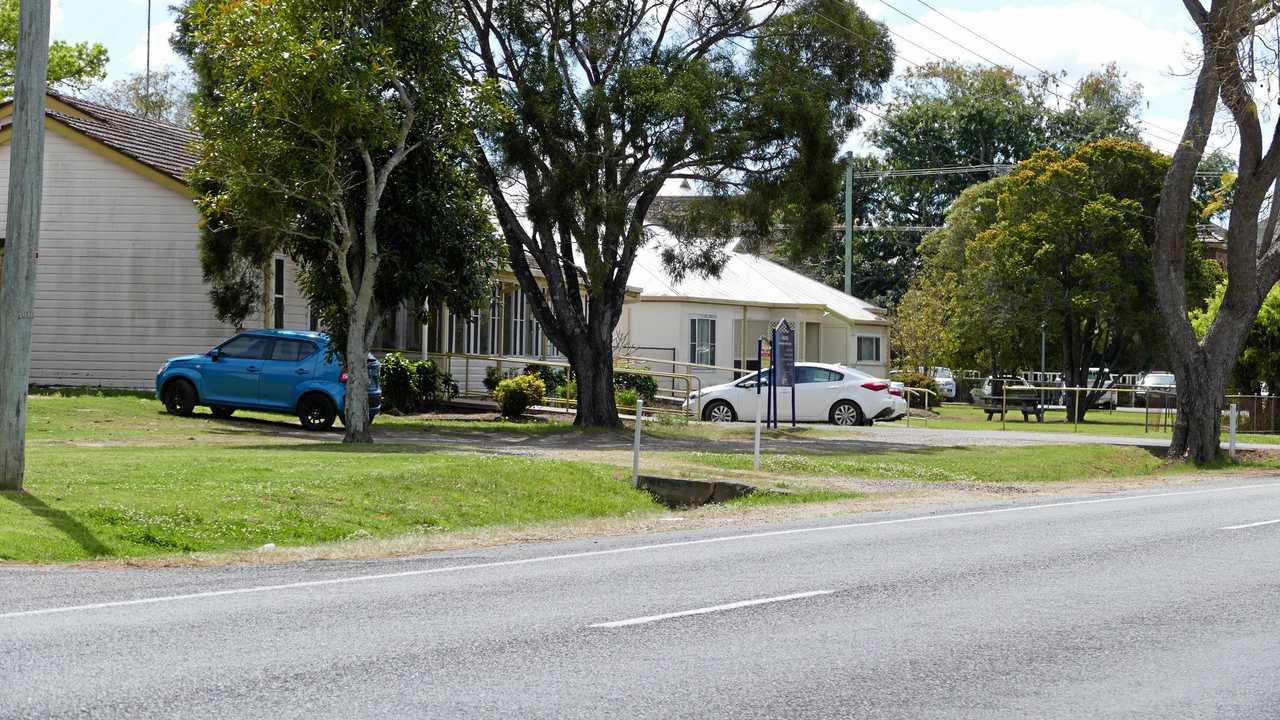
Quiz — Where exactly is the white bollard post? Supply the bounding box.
[1229,403,1238,462]
[753,386,764,472]
[632,399,644,488]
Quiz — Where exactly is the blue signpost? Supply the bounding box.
[774,320,796,428]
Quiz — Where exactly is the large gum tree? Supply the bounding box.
[1154,0,1280,462]
[458,0,894,427]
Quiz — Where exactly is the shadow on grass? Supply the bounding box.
[0,491,111,558]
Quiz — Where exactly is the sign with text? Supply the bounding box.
[774,320,795,388]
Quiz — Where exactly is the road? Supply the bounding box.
[4,477,1280,718]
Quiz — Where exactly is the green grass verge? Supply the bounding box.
[3,445,661,562]
[917,403,1280,445]
[675,444,1252,484]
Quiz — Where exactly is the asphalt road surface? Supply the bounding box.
[4,477,1280,719]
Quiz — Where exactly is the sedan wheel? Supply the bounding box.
[702,400,737,423]
[829,400,863,427]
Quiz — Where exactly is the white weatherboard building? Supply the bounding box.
[0,92,308,389]
[616,240,890,386]
[0,94,888,394]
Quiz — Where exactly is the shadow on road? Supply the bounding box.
[0,491,112,558]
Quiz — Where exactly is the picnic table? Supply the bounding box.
[982,379,1045,422]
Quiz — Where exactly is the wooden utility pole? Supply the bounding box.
[0,0,52,491]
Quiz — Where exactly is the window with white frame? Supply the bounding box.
[272,259,285,329]
[689,317,716,365]
[856,335,881,363]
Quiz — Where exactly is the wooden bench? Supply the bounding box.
[982,383,1045,422]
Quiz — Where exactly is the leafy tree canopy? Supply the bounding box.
[0,0,107,98]
[1191,281,1280,395]
[460,0,895,426]
[178,0,500,441]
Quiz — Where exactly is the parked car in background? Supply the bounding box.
[1135,371,1177,407]
[684,362,906,425]
[927,367,957,399]
[1061,367,1118,410]
[156,329,382,430]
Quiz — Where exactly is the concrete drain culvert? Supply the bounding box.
[635,475,760,508]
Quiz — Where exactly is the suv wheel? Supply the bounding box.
[702,400,737,423]
[163,379,197,417]
[210,406,235,419]
[297,394,337,431]
[829,400,864,427]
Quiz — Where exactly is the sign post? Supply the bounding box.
[754,337,769,472]
[775,320,796,428]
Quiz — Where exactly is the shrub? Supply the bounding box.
[562,379,578,400]
[493,374,546,418]
[414,360,457,407]
[524,364,566,396]
[614,387,639,410]
[897,371,939,409]
[614,367,658,402]
[378,353,457,414]
[483,366,504,394]
[379,353,419,415]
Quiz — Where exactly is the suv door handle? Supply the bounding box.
[295,368,309,375]
[247,366,259,373]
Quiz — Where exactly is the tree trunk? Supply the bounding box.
[343,316,373,443]
[569,333,621,429]
[1168,350,1229,464]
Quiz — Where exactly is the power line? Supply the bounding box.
[911,0,1052,77]
[874,0,1187,149]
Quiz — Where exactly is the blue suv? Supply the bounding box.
[155,330,382,431]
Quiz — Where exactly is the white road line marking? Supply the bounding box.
[3,481,1277,621]
[1222,518,1280,530]
[590,591,834,628]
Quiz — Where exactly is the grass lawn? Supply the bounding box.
[672,444,1253,485]
[908,403,1280,445]
[4,392,1273,564]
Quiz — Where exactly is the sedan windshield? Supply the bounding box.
[1144,373,1175,386]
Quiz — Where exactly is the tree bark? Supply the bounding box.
[568,333,621,429]
[0,0,50,492]
[343,315,373,443]
[1169,349,1230,464]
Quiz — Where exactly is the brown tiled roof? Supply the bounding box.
[1,91,197,183]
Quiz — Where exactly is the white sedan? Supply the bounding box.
[683,362,907,425]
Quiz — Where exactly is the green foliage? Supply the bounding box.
[614,388,639,410]
[906,139,1216,385]
[613,369,658,403]
[815,62,1148,307]
[895,372,939,409]
[378,353,456,415]
[493,375,546,418]
[1192,281,1280,393]
[524,364,566,396]
[562,380,578,401]
[462,0,894,426]
[0,0,108,99]
[177,0,500,352]
[483,366,504,394]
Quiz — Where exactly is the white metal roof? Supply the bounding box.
[628,231,888,324]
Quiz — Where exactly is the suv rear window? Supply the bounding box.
[270,339,318,362]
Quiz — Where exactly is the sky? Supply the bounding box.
[50,0,1215,156]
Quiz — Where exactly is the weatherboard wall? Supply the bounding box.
[0,129,308,389]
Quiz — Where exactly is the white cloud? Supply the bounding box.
[126,19,179,73]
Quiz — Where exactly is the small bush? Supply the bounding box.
[562,379,578,400]
[493,374,546,418]
[614,368,658,402]
[615,387,639,410]
[483,366,504,394]
[379,353,457,414]
[897,372,939,409]
[524,364,566,396]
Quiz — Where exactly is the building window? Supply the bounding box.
[307,304,320,332]
[426,304,444,354]
[272,259,285,329]
[690,317,716,366]
[856,335,881,363]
